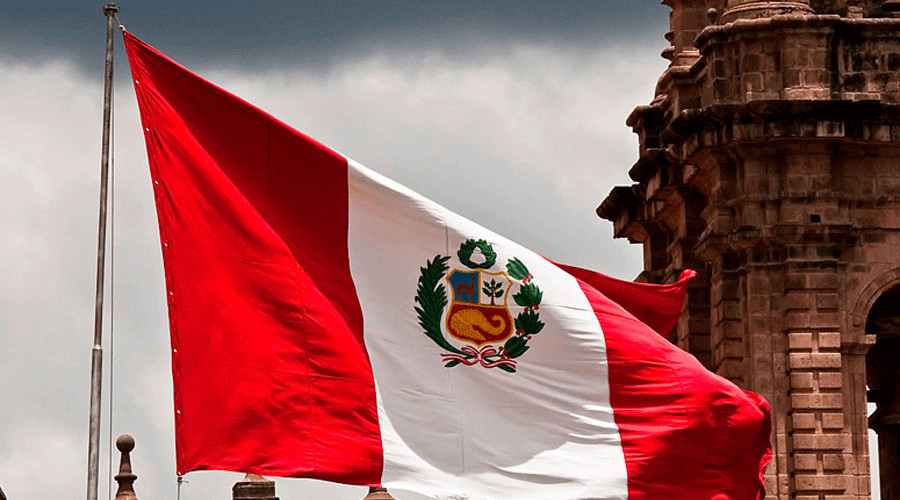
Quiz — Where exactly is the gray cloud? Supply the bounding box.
[1,1,668,71]
[1,9,667,499]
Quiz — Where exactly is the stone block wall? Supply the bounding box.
[597,1,900,498]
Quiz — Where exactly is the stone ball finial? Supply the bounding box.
[117,434,135,453]
[707,8,719,24]
[114,434,137,499]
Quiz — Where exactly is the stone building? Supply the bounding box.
[598,0,900,498]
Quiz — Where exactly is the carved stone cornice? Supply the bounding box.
[719,1,815,23]
[670,100,900,158]
[697,13,900,49]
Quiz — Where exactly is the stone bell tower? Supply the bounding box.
[598,1,900,498]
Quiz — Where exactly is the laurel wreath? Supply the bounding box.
[457,239,497,269]
[414,240,544,373]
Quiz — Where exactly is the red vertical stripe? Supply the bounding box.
[569,269,771,499]
[124,32,382,484]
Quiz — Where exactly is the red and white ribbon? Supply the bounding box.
[442,345,517,369]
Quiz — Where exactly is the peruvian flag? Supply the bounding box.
[124,32,771,500]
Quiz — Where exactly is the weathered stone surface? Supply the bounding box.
[363,487,396,500]
[232,474,278,500]
[599,1,900,498]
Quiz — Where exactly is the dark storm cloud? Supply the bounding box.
[1,1,668,71]
[0,3,674,498]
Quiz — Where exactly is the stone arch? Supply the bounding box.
[849,267,900,348]
[844,267,900,500]
[865,284,900,500]
[846,268,900,499]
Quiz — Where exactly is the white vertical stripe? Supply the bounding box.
[347,158,628,500]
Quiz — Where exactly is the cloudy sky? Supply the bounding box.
[0,2,673,499]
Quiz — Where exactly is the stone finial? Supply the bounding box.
[114,434,138,499]
[232,473,279,500]
[363,486,395,499]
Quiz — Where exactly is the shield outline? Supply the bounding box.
[444,269,514,346]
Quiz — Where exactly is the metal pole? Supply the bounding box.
[87,4,118,500]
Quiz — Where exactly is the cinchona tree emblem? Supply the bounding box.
[414,239,544,372]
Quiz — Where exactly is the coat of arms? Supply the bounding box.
[414,239,544,372]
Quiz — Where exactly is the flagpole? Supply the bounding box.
[87,4,119,500]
